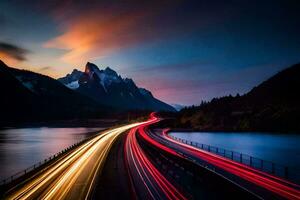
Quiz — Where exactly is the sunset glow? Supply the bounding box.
[1,0,300,104]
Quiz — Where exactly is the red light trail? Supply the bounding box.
[124,114,187,200]
[161,129,300,200]
[126,113,300,199]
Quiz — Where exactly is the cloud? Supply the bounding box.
[43,1,231,65]
[44,10,148,64]
[0,42,30,64]
[43,2,171,64]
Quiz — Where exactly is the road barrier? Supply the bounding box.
[0,130,104,187]
[138,133,260,199]
[170,135,300,184]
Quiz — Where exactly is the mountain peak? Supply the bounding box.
[104,66,112,71]
[104,66,118,76]
[58,62,175,111]
[124,78,134,84]
[85,62,99,73]
[72,69,80,73]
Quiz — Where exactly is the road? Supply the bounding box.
[90,132,133,199]
[124,113,300,199]
[3,113,300,200]
[123,113,254,199]
[123,113,187,200]
[4,122,144,200]
[132,114,258,199]
[151,128,300,200]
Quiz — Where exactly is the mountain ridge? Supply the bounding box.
[58,62,176,112]
[0,60,109,125]
[175,63,300,132]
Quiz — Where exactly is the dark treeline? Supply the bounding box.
[172,63,300,132]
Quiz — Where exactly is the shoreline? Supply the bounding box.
[169,128,300,134]
[0,118,122,129]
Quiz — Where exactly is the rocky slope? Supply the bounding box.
[58,62,176,112]
[0,60,108,125]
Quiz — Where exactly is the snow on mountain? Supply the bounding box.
[15,76,36,92]
[0,59,108,124]
[16,76,35,92]
[58,69,84,86]
[58,62,176,112]
[66,80,79,89]
[84,62,122,92]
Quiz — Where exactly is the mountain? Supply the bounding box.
[56,69,83,89]
[58,62,176,112]
[171,104,186,111]
[176,63,300,132]
[0,60,108,125]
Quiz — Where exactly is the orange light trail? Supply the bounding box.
[5,122,145,200]
[124,114,187,200]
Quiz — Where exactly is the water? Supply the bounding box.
[0,127,104,180]
[170,132,300,170]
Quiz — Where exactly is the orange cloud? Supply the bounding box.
[0,52,19,66]
[44,8,153,65]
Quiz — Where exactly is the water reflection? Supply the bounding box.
[0,127,104,179]
[170,132,300,170]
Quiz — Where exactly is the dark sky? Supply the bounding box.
[1,0,300,105]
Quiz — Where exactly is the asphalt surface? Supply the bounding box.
[91,132,133,200]
[3,114,298,200]
[3,123,143,200]
[151,129,300,199]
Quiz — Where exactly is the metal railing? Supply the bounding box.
[170,136,295,181]
[0,130,103,186]
[0,145,74,186]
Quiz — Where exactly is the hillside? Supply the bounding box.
[176,63,300,132]
[0,60,109,125]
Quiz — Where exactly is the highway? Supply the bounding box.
[124,120,187,200]
[125,113,300,199]
[3,113,300,200]
[149,127,300,200]
[162,132,300,199]
[4,122,144,200]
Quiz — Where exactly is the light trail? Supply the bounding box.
[159,130,300,200]
[124,114,187,200]
[5,122,144,200]
[6,112,297,200]
[129,113,300,199]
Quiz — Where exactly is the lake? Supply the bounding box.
[170,132,300,171]
[0,127,104,180]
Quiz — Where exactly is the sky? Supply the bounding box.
[1,0,300,105]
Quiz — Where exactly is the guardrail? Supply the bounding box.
[0,145,75,186]
[0,130,103,187]
[169,135,300,183]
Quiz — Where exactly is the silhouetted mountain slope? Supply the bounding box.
[58,62,175,112]
[177,63,300,132]
[171,104,186,111]
[0,60,108,125]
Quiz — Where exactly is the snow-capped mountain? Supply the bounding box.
[0,60,108,124]
[57,69,83,90]
[58,62,176,112]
